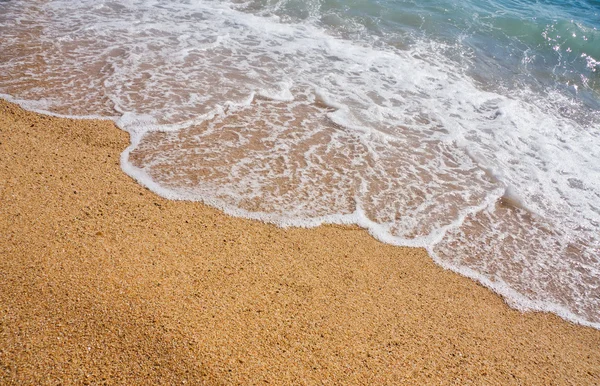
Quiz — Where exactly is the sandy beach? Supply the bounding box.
[1,98,599,384]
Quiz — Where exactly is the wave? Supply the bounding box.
[1,0,599,328]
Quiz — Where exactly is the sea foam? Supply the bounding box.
[1,0,599,328]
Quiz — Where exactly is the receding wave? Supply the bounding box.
[1,0,599,328]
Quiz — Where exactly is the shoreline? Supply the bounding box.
[1,98,599,384]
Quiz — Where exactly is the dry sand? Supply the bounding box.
[0,98,599,385]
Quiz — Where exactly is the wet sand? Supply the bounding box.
[1,99,599,385]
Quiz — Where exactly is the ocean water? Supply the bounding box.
[1,0,599,328]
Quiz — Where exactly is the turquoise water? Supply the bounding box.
[1,0,599,327]
[244,0,600,102]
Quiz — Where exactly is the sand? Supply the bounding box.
[0,98,599,385]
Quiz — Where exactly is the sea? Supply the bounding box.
[1,0,599,328]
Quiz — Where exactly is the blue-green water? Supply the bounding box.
[244,0,600,103]
[1,0,599,327]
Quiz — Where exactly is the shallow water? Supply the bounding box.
[1,0,599,327]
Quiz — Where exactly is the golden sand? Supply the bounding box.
[1,99,599,385]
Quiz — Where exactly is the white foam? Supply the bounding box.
[1,0,599,328]
[0,94,114,121]
[427,251,600,330]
